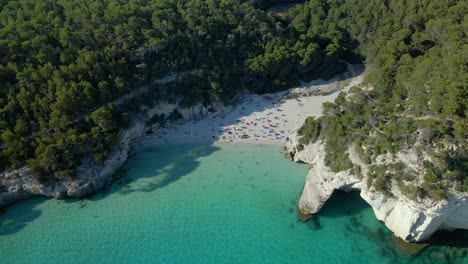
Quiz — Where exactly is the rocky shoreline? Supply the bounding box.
[285,130,468,242]
[0,63,364,209]
[0,100,230,208]
[2,90,467,243]
[5,63,465,243]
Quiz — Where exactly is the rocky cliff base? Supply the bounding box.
[286,134,468,242]
[0,64,364,208]
[0,100,230,208]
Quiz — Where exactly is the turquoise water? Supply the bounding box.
[0,144,467,263]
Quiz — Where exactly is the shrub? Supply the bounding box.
[297,117,321,145]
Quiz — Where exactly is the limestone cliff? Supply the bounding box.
[0,100,228,208]
[286,131,468,242]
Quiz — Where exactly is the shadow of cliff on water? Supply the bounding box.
[426,229,468,249]
[86,144,221,201]
[297,191,372,235]
[0,64,366,235]
[308,190,468,261]
[318,190,370,218]
[0,198,43,236]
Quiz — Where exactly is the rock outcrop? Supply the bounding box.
[289,140,362,214]
[0,120,145,207]
[0,100,228,208]
[286,131,468,242]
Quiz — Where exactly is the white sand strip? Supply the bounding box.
[138,64,366,147]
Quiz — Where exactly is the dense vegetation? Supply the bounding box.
[0,0,466,195]
[0,0,357,179]
[295,0,467,200]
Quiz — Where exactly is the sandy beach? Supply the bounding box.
[138,64,366,147]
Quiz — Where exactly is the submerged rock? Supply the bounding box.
[78,200,87,209]
[297,210,313,222]
[391,236,428,256]
[306,217,322,230]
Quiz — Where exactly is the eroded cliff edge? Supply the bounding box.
[286,131,468,242]
[0,101,229,208]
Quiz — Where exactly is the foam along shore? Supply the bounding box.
[138,64,365,147]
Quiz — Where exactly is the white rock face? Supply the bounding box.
[64,119,147,197]
[361,190,468,241]
[286,131,468,242]
[290,141,361,214]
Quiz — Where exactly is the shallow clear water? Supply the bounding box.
[0,144,467,263]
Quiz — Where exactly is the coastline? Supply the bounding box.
[1,62,466,245]
[139,60,467,243]
[0,63,365,208]
[137,64,365,148]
